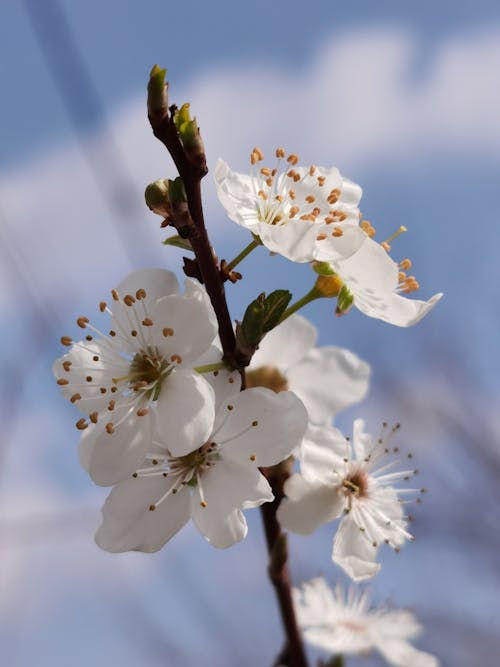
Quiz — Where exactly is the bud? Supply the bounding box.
[144,178,171,217]
[167,176,187,204]
[147,65,168,120]
[336,284,354,315]
[314,274,344,298]
[174,103,206,169]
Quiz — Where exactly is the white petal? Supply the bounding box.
[332,516,381,581]
[258,219,321,263]
[155,369,215,456]
[194,344,241,415]
[352,418,373,461]
[337,236,399,293]
[54,340,129,414]
[192,503,247,549]
[79,408,153,486]
[250,314,317,372]
[288,347,370,423]
[95,477,190,553]
[375,639,440,667]
[356,291,443,327]
[299,423,347,484]
[313,222,367,262]
[149,285,217,364]
[277,474,343,535]
[214,159,260,232]
[216,388,307,467]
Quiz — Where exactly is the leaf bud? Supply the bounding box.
[144,178,171,217]
[174,103,206,169]
[147,65,168,120]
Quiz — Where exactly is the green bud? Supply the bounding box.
[174,104,206,168]
[144,178,170,217]
[312,260,336,276]
[174,102,192,131]
[147,65,168,119]
[336,284,354,315]
[167,177,187,203]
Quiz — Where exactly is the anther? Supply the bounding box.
[132,472,138,478]
[123,294,136,306]
[275,147,285,158]
[105,423,115,434]
[200,501,208,508]
[86,335,93,341]
[249,454,256,461]
[149,504,156,511]
[77,317,89,328]
[131,330,137,337]
[108,400,115,411]
[289,206,299,218]
[316,233,327,241]
[253,420,259,427]
[62,361,72,372]
[287,154,299,165]
[305,195,315,204]
[227,404,234,411]
[309,165,316,176]
[57,378,69,386]
[99,301,107,312]
[109,330,116,337]
[70,393,81,403]
[111,289,119,301]
[317,176,326,186]
[260,167,271,176]
[162,327,174,337]
[170,354,182,364]
[89,412,98,424]
[137,408,149,417]
[400,258,412,270]
[92,355,99,362]
[76,418,88,430]
[332,227,343,237]
[61,336,72,347]
[360,220,376,238]
[136,288,147,300]
[86,376,93,382]
[100,388,107,394]
[142,318,153,326]
[381,241,391,252]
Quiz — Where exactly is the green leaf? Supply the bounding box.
[238,290,292,351]
[162,235,193,251]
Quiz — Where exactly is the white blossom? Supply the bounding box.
[278,419,422,581]
[246,314,370,424]
[95,387,308,552]
[294,577,439,667]
[54,268,218,486]
[324,235,442,327]
[215,148,367,263]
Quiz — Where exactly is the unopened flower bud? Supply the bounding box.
[144,178,171,217]
[147,65,168,120]
[314,274,344,298]
[174,103,206,168]
[336,284,354,315]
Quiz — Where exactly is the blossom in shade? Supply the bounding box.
[95,387,308,552]
[214,148,367,263]
[294,577,439,667]
[246,313,370,424]
[54,268,218,486]
[278,419,423,581]
[319,235,442,326]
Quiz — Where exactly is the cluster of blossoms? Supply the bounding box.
[55,117,441,666]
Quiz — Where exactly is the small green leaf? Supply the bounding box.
[261,290,292,333]
[162,235,193,251]
[147,65,168,117]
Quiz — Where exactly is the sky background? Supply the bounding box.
[1,1,499,665]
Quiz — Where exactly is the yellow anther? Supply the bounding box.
[399,258,412,270]
[77,316,89,328]
[200,501,208,508]
[260,167,272,176]
[381,241,391,252]
[70,393,81,403]
[312,207,321,217]
[61,336,72,347]
[289,206,299,218]
[305,195,315,204]
[287,170,296,179]
[300,214,316,222]
[258,189,268,200]
[105,423,115,434]
[108,400,115,411]
[249,454,256,462]
[289,189,296,200]
[360,220,376,238]
[123,294,136,306]
[76,418,88,431]
[62,361,72,372]
[293,173,301,182]
[398,271,407,283]
[170,354,182,364]
[57,378,69,386]
[287,154,299,165]
[111,289,119,301]
[275,147,285,158]
[142,318,153,326]
[265,177,273,187]
[309,165,316,176]
[317,176,326,186]
[275,195,283,203]
[136,288,147,300]
[137,408,149,417]
[316,233,327,241]
[325,216,335,224]
[332,227,344,237]
[162,327,174,337]
[99,301,107,312]
[89,412,98,424]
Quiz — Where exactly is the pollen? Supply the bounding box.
[135,288,147,300]
[89,412,98,424]
[287,154,299,165]
[62,361,72,371]
[77,316,89,328]
[111,289,119,301]
[360,220,376,238]
[76,418,88,430]
[275,147,285,158]
[105,423,115,434]
[57,378,69,385]
[123,294,136,306]
[142,318,153,326]
[400,258,412,271]
[332,227,343,237]
[99,301,107,312]
[61,336,72,346]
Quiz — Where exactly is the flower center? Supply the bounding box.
[246,365,288,393]
[342,469,369,499]
[129,348,170,390]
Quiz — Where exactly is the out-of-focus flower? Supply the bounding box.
[315,235,442,326]
[294,577,439,667]
[215,148,366,263]
[246,313,370,424]
[95,387,308,552]
[278,419,422,580]
[54,269,218,486]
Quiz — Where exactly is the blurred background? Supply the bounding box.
[1,1,499,665]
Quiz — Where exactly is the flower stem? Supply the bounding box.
[193,362,228,374]
[224,236,261,273]
[280,287,322,322]
[260,466,309,667]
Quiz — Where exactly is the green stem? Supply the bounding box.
[279,287,322,322]
[225,236,261,273]
[194,361,229,374]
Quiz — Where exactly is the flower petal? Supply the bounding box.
[332,516,381,581]
[155,369,215,456]
[250,314,317,372]
[375,639,440,667]
[79,407,153,486]
[95,477,190,553]
[278,473,343,535]
[214,158,260,232]
[192,504,247,549]
[288,346,370,423]
[216,388,307,467]
[356,291,443,327]
[299,423,347,484]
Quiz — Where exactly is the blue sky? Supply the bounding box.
[1,2,499,666]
